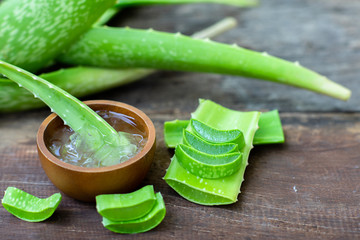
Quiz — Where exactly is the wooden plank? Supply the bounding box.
[0,0,359,239]
[0,110,359,239]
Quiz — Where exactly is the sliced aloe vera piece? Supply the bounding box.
[190,119,245,148]
[164,99,260,205]
[1,187,61,222]
[96,185,156,221]
[253,110,285,145]
[183,130,238,155]
[164,120,190,148]
[102,192,166,234]
[164,110,284,148]
[176,144,242,179]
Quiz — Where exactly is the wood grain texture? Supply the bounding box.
[0,0,359,239]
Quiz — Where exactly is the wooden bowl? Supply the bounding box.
[36,100,156,202]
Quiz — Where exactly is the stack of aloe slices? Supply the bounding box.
[163,99,284,205]
[96,185,166,234]
[175,119,245,179]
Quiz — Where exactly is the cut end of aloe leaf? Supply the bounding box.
[96,185,156,221]
[102,192,166,234]
[1,187,62,222]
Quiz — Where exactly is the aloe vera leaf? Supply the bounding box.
[102,192,166,234]
[0,0,115,73]
[0,60,135,166]
[183,130,238,155]
[176,144,242,179]
[190,119,245,149]
[96,185,156,221]
[115,0,258,7]
[58,27,350,101]
[164,110,284,147]
[0,17,236,112]
[164,99,260,205]
[1,187,61,222]
[0,67,153,112]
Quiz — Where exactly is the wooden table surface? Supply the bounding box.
[0,0,359,239]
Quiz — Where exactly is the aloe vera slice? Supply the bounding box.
[164,110,284,148]
[96,185,156,221]
[183,130,238,155]
[190,119,245,149]
[164,120,190,148]
[164,99,260,205]
[176,144,242,179]
[1,187,61,222]
[102,192,166,234]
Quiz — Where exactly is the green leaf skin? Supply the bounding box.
[0,18,236,112]
[0,0,115,73]
[0,60,134,166]
[115,0,258,8]
[0,67,153,112]
[58,27,351,100]
[183,130,238,155]
[164,99,260,205]
[96,185,156,221]
[102,192,166,234]
[191,119,245,148]
[253,110,285,145]
[164,110,285,148]
[175,144,242,179]
[1,187,62,222]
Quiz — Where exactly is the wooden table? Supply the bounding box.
[0,0,359,239]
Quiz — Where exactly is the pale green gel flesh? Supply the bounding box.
[1,187,62,222]
[191,119,245,147]
[183,130,238,155]
[102,192,166,234]
[164,99,260,205]
[164,156,241,205]
[96,185,156,221]
[176,144,242,179]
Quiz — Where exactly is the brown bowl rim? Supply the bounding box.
[36,100,156,173]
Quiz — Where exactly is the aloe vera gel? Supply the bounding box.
[49,110,147,168]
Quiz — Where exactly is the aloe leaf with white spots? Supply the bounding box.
[163,99,260,205]
[0,16,236,112]
[58,27,351,100]
[1,187,62,222]
[0,60,136,167]
[0,0,115,72]
[0,67,152,112]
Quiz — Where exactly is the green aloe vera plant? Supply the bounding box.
[57,26,350,101]
[0,60,137,167]
[164,99,262,205]
[0,0,351,114]
[0,0,116,73]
